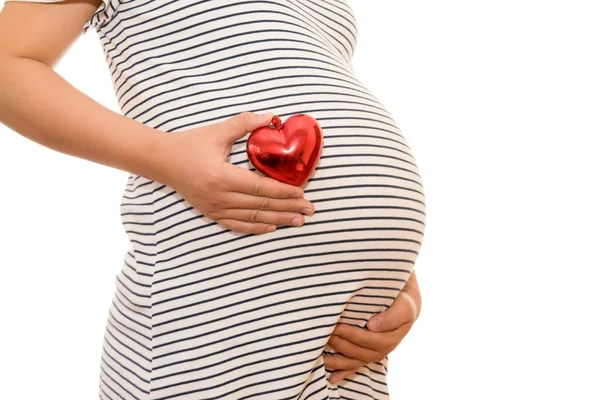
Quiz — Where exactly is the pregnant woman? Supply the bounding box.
[0,1,426,399]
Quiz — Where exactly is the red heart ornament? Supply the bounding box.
[247,114,324,186]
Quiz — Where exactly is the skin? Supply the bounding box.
[0,0,422,384]
[0,0,314,234]
[325,270,422,384]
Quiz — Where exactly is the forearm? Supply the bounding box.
[0,54,171,182]
[402,269,422,319]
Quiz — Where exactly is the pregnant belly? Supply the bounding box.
[117,93,427,377]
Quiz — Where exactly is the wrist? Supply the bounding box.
[401,273,422,320]
[122,125,174,184]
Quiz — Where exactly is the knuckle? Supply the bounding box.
[249,210,261,222]
[251,182,263,196]
[205,208,219,219]
[345,348,359,359]
[207,192,225,208]
[217,220,232,231]
[205,170,222,188]
[239,111,254,126]
[334,360,347,370]
[208,198,222,209]
[227,114,243,132]
[258,197,270,210]
[351,360,364,370]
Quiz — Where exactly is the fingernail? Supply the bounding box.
[292,217,303,226]
[302,208,313,215]
[267,225,276,232]
[369,318,381,331]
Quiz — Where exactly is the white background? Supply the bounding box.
[1,0,599,398]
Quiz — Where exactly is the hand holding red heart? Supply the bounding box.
[157,111,315,234]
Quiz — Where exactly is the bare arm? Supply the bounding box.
[401,269,422,319]
[0,1,314,234]
[0,0,170,182]
[324,268,422,384]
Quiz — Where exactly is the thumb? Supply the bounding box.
[367,291,417,332]
[221,111,274,144]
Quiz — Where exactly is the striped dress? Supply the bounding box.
[10,0,427,398]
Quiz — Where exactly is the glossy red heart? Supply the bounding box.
[247,114,324,186]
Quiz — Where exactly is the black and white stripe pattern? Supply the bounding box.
[17,0,428,398]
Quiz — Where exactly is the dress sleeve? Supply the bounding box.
[3,0,115,34]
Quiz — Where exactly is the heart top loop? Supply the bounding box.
[271,115,284,130]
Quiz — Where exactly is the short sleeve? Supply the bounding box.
[3,0,115,34]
